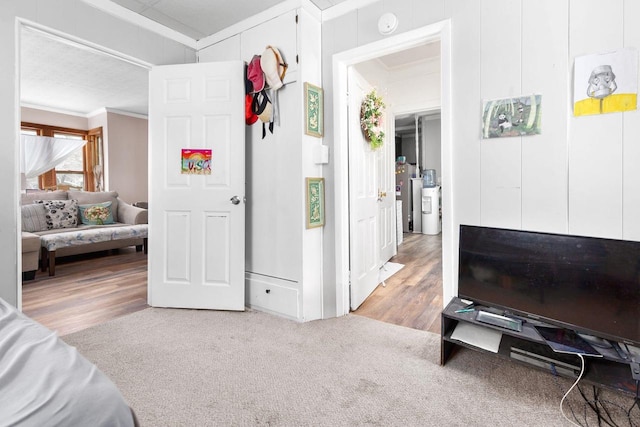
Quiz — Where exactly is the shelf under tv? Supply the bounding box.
[441,297,637,397]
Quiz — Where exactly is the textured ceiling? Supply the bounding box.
[21,28,149,116]
[20,0,428,117]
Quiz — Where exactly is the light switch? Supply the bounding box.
[314,145,329,164]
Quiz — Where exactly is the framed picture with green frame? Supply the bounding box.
[305,177,325,228]
[304,82,323,137]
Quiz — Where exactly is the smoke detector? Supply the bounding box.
[378,13,398,35]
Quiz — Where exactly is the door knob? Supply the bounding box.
[230,196,241,205]
[377,190,387,201]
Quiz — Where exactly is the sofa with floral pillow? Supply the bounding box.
[21,190,148,277]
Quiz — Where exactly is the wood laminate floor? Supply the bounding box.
[22,233,442,337]
[22,248,149,336]
[354,233,443,334]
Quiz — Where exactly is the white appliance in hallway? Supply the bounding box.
[421,186,441,235]
[411,177,423,233]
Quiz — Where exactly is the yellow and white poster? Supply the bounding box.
[574,48,638,116]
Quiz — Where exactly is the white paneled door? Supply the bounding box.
[348,67,396,311]
[148,61,245,310]
[379,106,397,264]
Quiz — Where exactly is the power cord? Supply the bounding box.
[628,380,640,425]
[571,378,638,427]
[551,355,639,426]
[560,354,586,427]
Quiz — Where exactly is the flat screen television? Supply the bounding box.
[458,225,640,347]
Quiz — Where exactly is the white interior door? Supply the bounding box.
[148,61,245,310]
[349,67,385,311]
[379,108,397,263]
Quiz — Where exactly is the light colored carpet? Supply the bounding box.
[63,308,637,427]
[378,262,404,285]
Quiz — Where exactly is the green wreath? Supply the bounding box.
[360,90,386,149]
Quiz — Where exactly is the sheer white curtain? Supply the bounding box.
[21,135,86,178]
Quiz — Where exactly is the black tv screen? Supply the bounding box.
[458,225,640,346]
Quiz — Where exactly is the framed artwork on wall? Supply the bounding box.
[304,82,323,137]
[305,177,325,228]
[481,95,542,139]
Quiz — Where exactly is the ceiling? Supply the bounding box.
[20,0,434,117]
[109,0,349,40]
[21,27,150,116]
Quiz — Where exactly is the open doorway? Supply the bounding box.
[353,108,443,332]
[332,20,452,323]
[17,22,151,334]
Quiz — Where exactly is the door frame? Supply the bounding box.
[15,19,153,309]
[332,20,453,317]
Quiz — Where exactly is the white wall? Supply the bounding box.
[21,107,89,130]
[104,112,148,204]
[1,0,195,306]
[421,117,441,183]
[323,0,640,309]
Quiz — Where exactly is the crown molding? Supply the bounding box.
[321,0,379,22]
[21,103,90,119]
[90,107,148,120]
[21,104,147,120]
[82,0,197,49]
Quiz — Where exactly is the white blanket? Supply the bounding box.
[0,298,135,427]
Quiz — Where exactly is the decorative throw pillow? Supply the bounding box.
[35,199,79,229]
[78,201,115,225]
[21,204,49,232]
[69,191,119,222]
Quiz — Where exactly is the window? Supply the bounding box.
[21,123,103,191]
[53,132,85,189]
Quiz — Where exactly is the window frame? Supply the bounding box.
[21,122,103,192]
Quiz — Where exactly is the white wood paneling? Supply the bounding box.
[240,10,298,76]
[480,0,522,229]
[245,82,301,282]
[622,0,640,241]
[321,10,357,57]
[299,8,323,321]
[480,141,522,229]
[445,0,482,228]
[355,2,384,47]
[568,0,624,238]
[413,0,446,29]
[521,0,569,234]
[198,34,241,62]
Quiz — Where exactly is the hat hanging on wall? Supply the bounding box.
[251,90,274,138]
[246,55,265,94]
[261,45,288,90]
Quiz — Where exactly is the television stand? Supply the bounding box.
[441,297,637,396]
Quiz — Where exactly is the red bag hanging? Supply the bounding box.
[245,94,258,125]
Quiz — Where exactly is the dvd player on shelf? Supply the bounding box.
[510,347,581,377]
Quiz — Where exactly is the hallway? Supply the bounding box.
[354,233,442,335]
